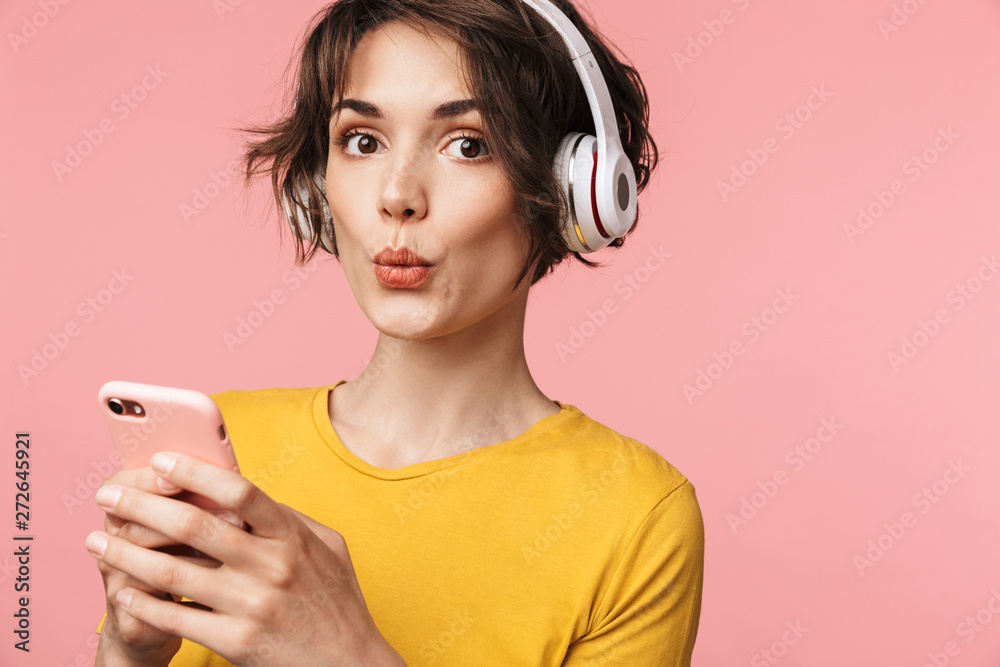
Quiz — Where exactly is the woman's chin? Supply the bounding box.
[367,313,444,342]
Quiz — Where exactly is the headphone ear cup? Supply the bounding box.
[282,172,336,253]
[312,172,336,253]
[554,132,606,254]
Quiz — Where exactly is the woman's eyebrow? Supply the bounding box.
[331,98,479,120]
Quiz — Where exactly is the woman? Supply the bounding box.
[89,1,704,665]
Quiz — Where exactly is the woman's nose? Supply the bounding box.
[376,145,428,222]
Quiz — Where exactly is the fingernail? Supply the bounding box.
[116,589,133,609]
[218,511,242,527]
[156,476,181,493]
[150,452,176,475]
[95,485,122,510]
[85,532,108,558]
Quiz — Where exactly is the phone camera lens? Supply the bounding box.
[108,398,125,415]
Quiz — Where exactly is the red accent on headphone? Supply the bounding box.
[589,144,609,239]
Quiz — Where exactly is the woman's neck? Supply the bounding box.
[328,286,560,468]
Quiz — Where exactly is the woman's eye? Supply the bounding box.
[340,131,382,155]
[445,135,488,160]
[337,131,488,160]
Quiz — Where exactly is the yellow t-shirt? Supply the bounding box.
[97,382,704,666]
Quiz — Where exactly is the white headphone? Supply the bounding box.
[283,0,637,255]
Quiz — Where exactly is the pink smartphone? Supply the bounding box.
[98,380,241,512]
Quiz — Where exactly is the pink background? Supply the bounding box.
[3,0,999,664]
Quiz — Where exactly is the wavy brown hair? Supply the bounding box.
[241,0,659,290]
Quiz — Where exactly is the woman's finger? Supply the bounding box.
[148,452,293,540]
[95,483,250,565]
[110,518,174,547]
[112,520,225,567]
[104,465,184,496]
[113,587,242,659]
[87,530,231,611]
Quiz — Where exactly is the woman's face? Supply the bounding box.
[325,21,534,341]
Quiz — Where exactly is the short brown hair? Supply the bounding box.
[241,0,659,290]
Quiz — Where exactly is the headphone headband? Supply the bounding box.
[521,0,637,245]
[520,0,612,147]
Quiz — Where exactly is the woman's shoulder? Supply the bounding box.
[208,385,324,412]
[206,385,327,438]
[536,403,699,515]
[204,385,329,479]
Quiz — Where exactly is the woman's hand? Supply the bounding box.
[90,466,197,667]
[85,452,406,667]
